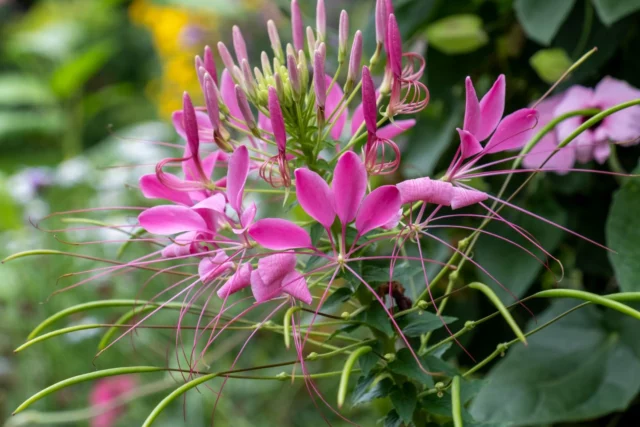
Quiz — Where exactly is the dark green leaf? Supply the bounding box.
[51,41,115,98]
[351,373,394,407]
[359,345,381,376]
[355,304,394,337]
[606,164,640,292]
[592,0,640,25]
[309,223,324,247]
[401,311,457,337]
[322,288,353,313]
[391,382,418,424]
[383,409,403,427]
[514,0,576,45]
[470,300,640,425]
[389,348,433,387]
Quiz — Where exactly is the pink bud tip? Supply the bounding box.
[361,66,377,135]
[316,0,326,40]
[267,20,283,59]
[195,56,205,87]
[287,53,300,95]
[375,0,388,45]
[306,26,316,58]
[339,10,349,58]
[268,87,287,152]
[217,42,236,74]
[232,26,249,65]
[203,73,221,131]
[386,0,395,15]
[182,92,199,156]
[348,31,363,82]
[235,85,255,130]
[387,14,402,77]
[291,0,304,52]
[314,43,327,108]
[204,45,218,85]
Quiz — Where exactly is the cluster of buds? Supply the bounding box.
[176,0,427,187]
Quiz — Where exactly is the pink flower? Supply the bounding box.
[89,376,136,427]
[525,76,640,171]
[250,252,311,304]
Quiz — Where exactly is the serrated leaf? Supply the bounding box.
[470,300,640,425]
[391,382,418,424]
[592,0,640,25]
[426,15,488,55]
[400,311,457,337]
[606,163,640,292]
[515,0,576,45]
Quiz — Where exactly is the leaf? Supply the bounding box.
[390,382,418,424]
[475,196,568,301]
[355,304,394,337]
[401,311,457,337]
[606,164,640,292]
[529,48,572,84]
[50,41,115,98]
[388,348,433,387]
[514,0,576,45]
[351,373,394,407]
[383,410,403,427]
[0,74,56,106]
[592,0,640,25]
[309,222,324,247]
[426,15,489,55]
[322,288,353,313]
[470,300,640,425]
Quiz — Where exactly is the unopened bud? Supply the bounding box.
[297,50,309,94]
[195,56,206,88]
[261,51,273,76]
[314,43,326,108]
[203,73,221,131]
[345,30,363,94]
[241,60,256,97]
[306,26,316,62]
[338,10,349,63]
[182,92,200,158]
[232,25,249,65]
[267,20,284,62]
[268,86,287,152]
[316,0,326,41]
[217,42,236,74]
[273,72,287,107]
[375,0,388,46]
[235,85,258,136]
[287,54,301,100]
[291,0,304,52]
[203,45,218,85]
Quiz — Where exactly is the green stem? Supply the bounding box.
[451,376,464,427]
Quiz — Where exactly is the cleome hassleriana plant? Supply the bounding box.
[5,0,640,426]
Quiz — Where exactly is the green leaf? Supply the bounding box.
[592,0,640,25]
[401,311,457,337]
[470,300,640,425]
[355,304,394,337]
[351,373,394,407]
[388,348,433,387]
[426,15,488,55]
[50,41,115,98]
[383,410,403,427]
[514,0,576,45]
[529,48,572,84]
[322,288,353,313]
[475,197,568,301]
[390,382,418,424]
[0,74,56,106]
[606,164,640,292]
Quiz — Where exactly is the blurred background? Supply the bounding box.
[1,0,640,426]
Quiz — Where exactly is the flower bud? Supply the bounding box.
[203,73,221,132]
[217,42,236,75]
[232,65,245,88]
[314,43,326,109]
[306,26,316,62]
[375,0,388,45]
[203,45,218,85]
[387,14,402,77]
[232,25,249,65]
[182,92,200,158]
[273,72,287,106]
[195,55,205,88]
[338,10,349,63]
[297,50,309,94]
[241,59,256,97]
[316,0,326,41]
[235,85,258,136]
[254,66,266,87]
[267,20,284,63]
[268,87,287,152]
[345,30,363,94]
[291,0,304,52]
[361,66,378,135]
[287,53,301,100]
[286,43,296,61]
[261,51,273,76]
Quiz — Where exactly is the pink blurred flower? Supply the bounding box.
[89,376,136,427]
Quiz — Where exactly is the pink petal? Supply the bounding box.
[192,193,226,212]
[355,185,402,236]
[250,269,280,303]
[593,142,611,164]
[381,208,402,230]
[172,110,213,142]
[593,76,640,108]
[450,187,488,210]
[239,202,257,230]
[396,177,454,206]
[377,119,416,140]
[227,145,249,213]
[139,205,207,235]
[484,108,538,154]
[281,271,312,304]
[217,263,252,298]
[294,168,335,228]
[199,253,234,284]
[257,252,297,285]
[258,112,273,134]
[249,218,312,250]
[326,74,347,140]
[333,151,367,224]
[523,132,576,174]
[593,77,640,142]
[139,174,193,206]
[457,128,483,159]
[554,85,594,145]
[463,77,480,136]
[161,231,201,258]
[476,74,506,141]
